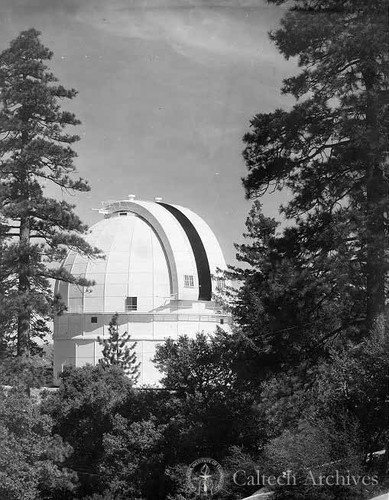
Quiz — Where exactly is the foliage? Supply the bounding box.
[39,333,267,500]
[98,313,140,383]
[42,365,170,499]
[243,320,389,499]
[0,354,52,389]
[0,387,77,499]
[83,493,140,500]
[266,417,367,500]
[314,321,389,460]
[99,415,166,499]
[152,332,266,499]
[41,364,135,497]
[154,331,265,458]
[0,29,100,355]
[154,329,238,399]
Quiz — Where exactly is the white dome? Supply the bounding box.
[54,198,229,385]
[57,214,172,314]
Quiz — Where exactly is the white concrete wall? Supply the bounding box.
[53,311,230,385]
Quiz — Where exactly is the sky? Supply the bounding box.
[0,0,296,265]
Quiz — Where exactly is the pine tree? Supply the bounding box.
[227,4,389,488]
[225,200,366,382]
[98,314,140,383]
[0,29,99,356]
[242,0,389,333]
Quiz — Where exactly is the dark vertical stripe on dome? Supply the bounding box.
[158,203,212,301]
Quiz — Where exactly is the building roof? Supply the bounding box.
[55,197,227,314]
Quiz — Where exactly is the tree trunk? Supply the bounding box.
[364,68,388,333]
[17,215,31,356]
[366,166,387,332]
[16,125,32,357]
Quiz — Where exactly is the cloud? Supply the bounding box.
[74,0,280,64]
[107,0,273,10]
[0,0,80,16]
[0,0,281,64]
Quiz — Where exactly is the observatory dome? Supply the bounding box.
[54,197,230,385]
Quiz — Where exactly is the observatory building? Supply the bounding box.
[53,196,230,385]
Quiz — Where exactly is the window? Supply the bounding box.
[125,296,138,311]
[91,316,98,324]
[184,275,194,288]
[220,318,224,325]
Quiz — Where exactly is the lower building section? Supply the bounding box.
[53,307,230,386]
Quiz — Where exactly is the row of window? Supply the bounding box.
[90,297,137,322]
[91,316,225,324]
[89,275,225,323]
[184,275,226,290]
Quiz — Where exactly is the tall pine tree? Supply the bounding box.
[0,29,99,356]
[241,0,389,335]
[226,4,389,488]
